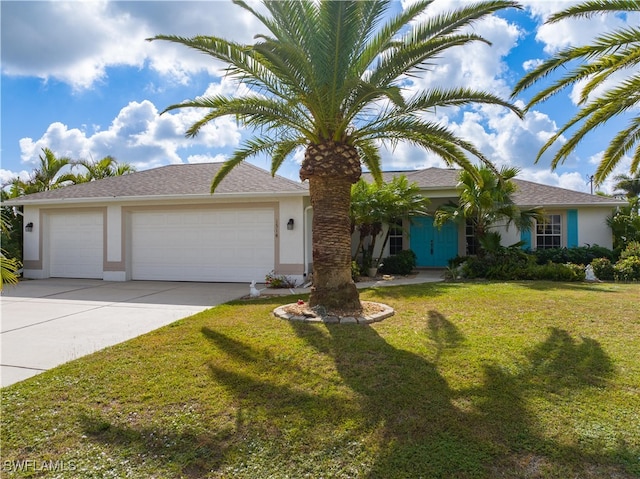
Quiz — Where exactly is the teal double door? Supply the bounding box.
[409,217,459,267]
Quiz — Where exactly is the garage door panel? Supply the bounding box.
[49,212,103,279]
[131,208,275,282]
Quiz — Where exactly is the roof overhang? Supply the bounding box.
[1,190,309,207]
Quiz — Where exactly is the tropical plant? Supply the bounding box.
[31,147,76,191]
[607,196,640,251]
[613,172,640,199]
[4,148,76,197]
[72,155,136,182]
[150,0,522,313]
[374,176,430,266]
[351,175,430,270]
[0,209,21,291]
[350,179,385,271]
[512,0,640,185]
[434,165,544,256]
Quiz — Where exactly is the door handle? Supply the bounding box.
[430,240,434,255]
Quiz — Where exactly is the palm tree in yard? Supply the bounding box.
[32,147,76,192]
[73,156,136,183]
[613,172,640,199]
[150,0,522,313]
[512,0,640,185]
[434,165,544,256]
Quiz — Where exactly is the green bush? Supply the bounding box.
[534,245,615,265]
[265,271,298,288]
[591,257,615,281]
[351,261,361,282]
[379,249,417,275]
[613,256,640,282]
[620,241,640,260]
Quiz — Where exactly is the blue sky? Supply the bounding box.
[1,0,635,194]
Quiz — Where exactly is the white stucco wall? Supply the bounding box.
[577,208,614,249]
[276,196,305,272]
[22,206,40,264]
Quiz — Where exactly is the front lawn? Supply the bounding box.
[1,282,639,478]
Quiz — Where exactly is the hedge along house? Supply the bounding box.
[359,168,626,268]
[5,163,311,284]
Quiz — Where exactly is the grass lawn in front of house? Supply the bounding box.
[1,281,639,478]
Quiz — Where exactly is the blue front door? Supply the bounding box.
[410,217,459,267]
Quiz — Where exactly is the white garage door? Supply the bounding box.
[131,207,275,282]
[49,211,104,279]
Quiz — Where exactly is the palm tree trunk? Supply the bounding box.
[301,141,361,313]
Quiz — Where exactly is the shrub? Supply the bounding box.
[379,249,417,275]
[351,261,360,282]
[620,241,640,260]
[265,271,298,288]
[534,245,615,265]
[613,256,640,282]
[590,258,615,281]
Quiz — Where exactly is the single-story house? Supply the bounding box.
[3,163,625,284]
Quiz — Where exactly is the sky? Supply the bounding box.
[1,0,636,195]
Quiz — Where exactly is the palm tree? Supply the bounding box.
[374,176,431,266]
[73,155,136,182]
[31,147,76,191]
[512,0,640,185]
[150,0,522,313]
[613,172,640,199]
[350,176,430,270]
[0,209,21,291]
[434,165,544,256]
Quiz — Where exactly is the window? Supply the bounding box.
[465,220,478,255]
[389,220,403,255]
[536,214,562,249]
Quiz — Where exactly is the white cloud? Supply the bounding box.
[1,1,266,90]
[187,153,227,164]
[17,94,243,171]
[522,59,543,72]
[402,6,523,99]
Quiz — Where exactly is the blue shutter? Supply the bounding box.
[520,229,532,251]
[567,209,578,247]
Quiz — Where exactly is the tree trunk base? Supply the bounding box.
[309,282,361,315]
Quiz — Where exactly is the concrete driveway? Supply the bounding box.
[1,279,248,387]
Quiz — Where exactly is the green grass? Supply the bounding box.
[1,281,639,478]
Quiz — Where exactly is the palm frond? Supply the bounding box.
[546,0,640,23]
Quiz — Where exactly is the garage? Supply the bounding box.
[130,206,276,282]
[49,211,104,279]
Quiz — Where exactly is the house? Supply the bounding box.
[4,163,624,283]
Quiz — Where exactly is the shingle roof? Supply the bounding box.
[4,163,624,208]
[362,167,624,207]
[4,162,308,205]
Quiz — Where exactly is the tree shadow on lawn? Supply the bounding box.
[512,280,628,293]
[78,315,636,478]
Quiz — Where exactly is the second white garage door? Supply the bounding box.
[131,207,275,282]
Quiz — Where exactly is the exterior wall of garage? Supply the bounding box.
[21,195,307,284]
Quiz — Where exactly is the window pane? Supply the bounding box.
[536,214,562,250]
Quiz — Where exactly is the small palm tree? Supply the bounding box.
[613,172,640,199]
[434,165,544,256]
[374,176,430,266]
[0,209,21,291]
[73,156,136,183]
[150,0,522,313]
[31,147,76,191]
[512,0,640,185]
